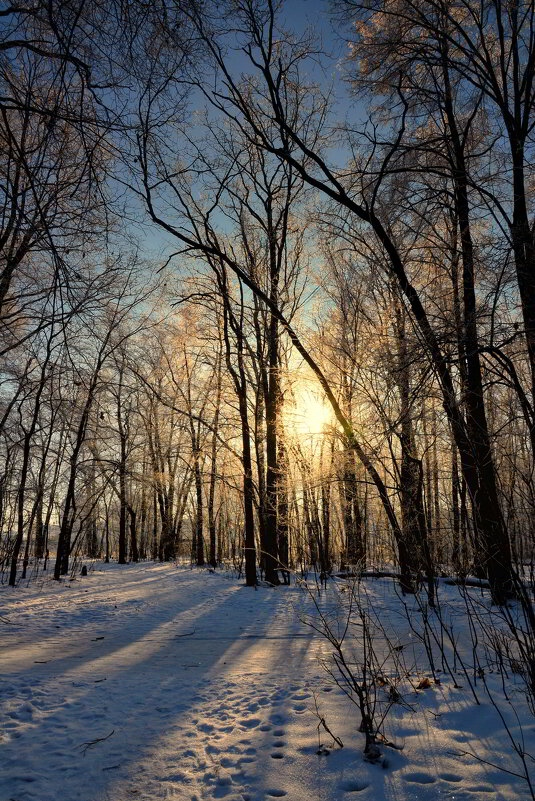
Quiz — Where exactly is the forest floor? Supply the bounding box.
[1,562,534,801]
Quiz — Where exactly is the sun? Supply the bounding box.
[285,387,332,439]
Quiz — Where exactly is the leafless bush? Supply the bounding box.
[301,574,408,762]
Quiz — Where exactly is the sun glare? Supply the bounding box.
[286,388,332,439]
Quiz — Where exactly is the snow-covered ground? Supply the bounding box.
[1,562,533,800]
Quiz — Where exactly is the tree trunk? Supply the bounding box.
[194,450,204,566]
[208,348,222,567]
[442,52,513,600]
[128,504,139,562]
[221,288,257,586]
[277,438,289,580]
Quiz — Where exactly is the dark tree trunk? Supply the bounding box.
[277,439,289,580]
[151,489,158,560]
[442,53,513,600]
[508,135,535,414]
[194,452,204,566]
[128,504,139,562]
[451,432,461,573]
[254,385,267,577]
[55,341,109,579]
[208,349,222,567]
[9,329,52,586]
[221,287,257,587]
[116,362,128,565]
[118,460,127,564]
[394,294,430,583]
[35,495,45,560]
[320,443,332,574]
[342,453,365,567]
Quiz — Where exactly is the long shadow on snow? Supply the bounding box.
[2,572,319,801]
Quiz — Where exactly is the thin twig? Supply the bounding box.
[449,749,529,780]
[79,729,115,756]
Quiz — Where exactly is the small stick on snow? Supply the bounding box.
[79,729,115,756]
[449,750,530,780]
[319,715,343,748]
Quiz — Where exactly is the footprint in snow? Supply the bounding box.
[467,786,495,793]
[272,729,285,737]
[340,780,369,793]
[265,791,287,797]
[439,773,463,783]
[403,772,436,784]
[239,717,261,729]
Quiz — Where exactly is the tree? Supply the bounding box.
[339,0,535,415]
[53,267,154,578]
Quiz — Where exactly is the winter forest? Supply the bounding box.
[1,0,535,799]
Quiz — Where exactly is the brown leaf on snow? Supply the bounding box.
[416,677,432,689]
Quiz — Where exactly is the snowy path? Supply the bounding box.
[0,563,533,800]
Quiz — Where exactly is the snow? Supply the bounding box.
[1,562,533,800]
